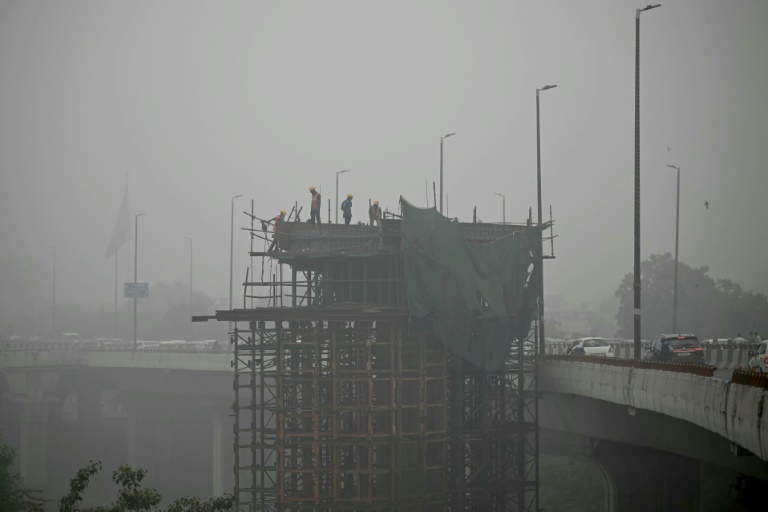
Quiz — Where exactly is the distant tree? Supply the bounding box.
[615,253,768,339]
[544,318,567,339]
[55,461,234,512]
[143,282,226,342]
[4,427,233,512]
[58,461,102,512]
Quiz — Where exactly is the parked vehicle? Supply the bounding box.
[701,338,731,347]
[136,341,161,351]
[645,333,705,362]
[747,341,768,373]
[567,337,614,357]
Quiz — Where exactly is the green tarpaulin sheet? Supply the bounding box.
[400,198,544,371]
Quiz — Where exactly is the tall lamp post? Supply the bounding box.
[185,237,193,309]
[494,192,506,224]
[229,195,242,333]
[133,213,145,351]
[536,84,557,355]
[51,246,56,340]
[633,4,661,359]
[110,243,117,338]
[439,132,455,214]
[666,164,680,333]
[336,170,351,224]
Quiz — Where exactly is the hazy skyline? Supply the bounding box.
[2,1,767,331]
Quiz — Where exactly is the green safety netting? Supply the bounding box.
[400,198,544,371]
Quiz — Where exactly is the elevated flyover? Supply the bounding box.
[2,348,766,465]
[2,347,767,509]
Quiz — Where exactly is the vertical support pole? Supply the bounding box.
[114,245,118,338]
[308,270,313,305]
[633,12,642,359]
[673,166,680,333]
[440,137,444,213]
[536,90,546,357]
[133,215,138,351]
[126,406,138,468]
[19,403,52,489]
[212,407,225,497]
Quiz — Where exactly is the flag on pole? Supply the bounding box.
[105,178,130,259]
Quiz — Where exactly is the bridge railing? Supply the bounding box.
[732,369,768,389]
[544,354,715,376]
[1,340,228,354]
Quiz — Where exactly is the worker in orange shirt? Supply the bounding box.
[268,210,286,251]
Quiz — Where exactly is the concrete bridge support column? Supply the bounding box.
[211,407,225,496]
[18,402,54,489]
[77,386,103,454]
[2,369,61,490]
[204,400,233,497]
[124,394,171,474]
[591,439,701,512]
[126,405,139,469]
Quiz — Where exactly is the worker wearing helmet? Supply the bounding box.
[268,210,287,251]
[369,200,382,226]
[341,193,353,225]
[309,186,321,226]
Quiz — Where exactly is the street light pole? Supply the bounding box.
[185,237,193,309]
[336,170,351,224]
[536,84,556,356]
[666,164,680,333]
[51,246,56,340]
[111,243,117,338]
[133,213,145,351]
[229,195,242,333]
[439,133,455,214]
[634,4,661,359]
[494,193,506,224]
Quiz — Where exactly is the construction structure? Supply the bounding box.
[197,199,549,511]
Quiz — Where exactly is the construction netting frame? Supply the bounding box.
[399,198,544,371]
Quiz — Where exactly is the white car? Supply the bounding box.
[747,341,768,373]
[136,341,161,351]
[567,337,614,357]
[701,338,730,346]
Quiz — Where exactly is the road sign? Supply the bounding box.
[124,282,149,299]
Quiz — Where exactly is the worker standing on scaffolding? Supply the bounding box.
[268,210,285,251]
[369,200,381,226]
[309,186,321,226]
[341,194,353,225]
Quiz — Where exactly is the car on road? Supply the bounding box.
[747,341,768,373]
[567,337,614,357]
[701,338,730,347]
[645,333,705,362]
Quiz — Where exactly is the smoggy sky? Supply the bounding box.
[1,0,767,327]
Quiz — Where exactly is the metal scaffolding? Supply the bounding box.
[230,313,446,511]
[199,216,544,511]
